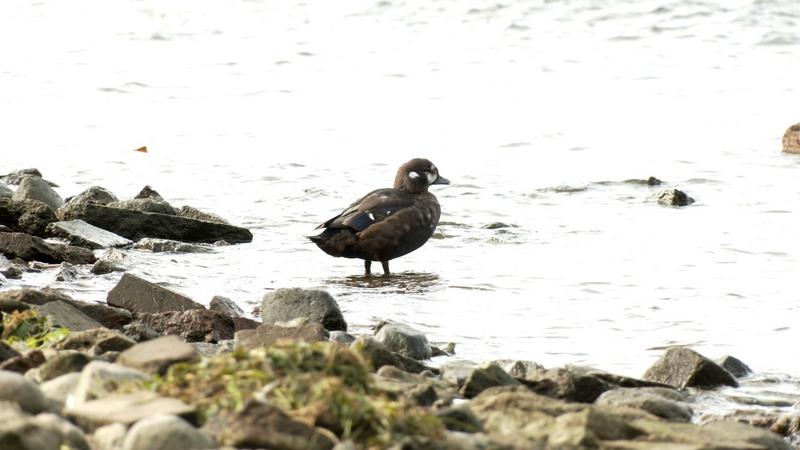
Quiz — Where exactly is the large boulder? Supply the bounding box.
[783,122,800,154]
[11,176,63,211]
[122,414,216,450]
[234,322,329,350]
[107,273,205,314]
[46,219,132,249]
[261,288,347,331]
[117,335,198,375]
[138,309,235,343]
[0,370,49,413]
[0,198,57,236]
[0,232,96,264]
[643,347,738,389]
[59,203,252,243]
[373,320,431,360]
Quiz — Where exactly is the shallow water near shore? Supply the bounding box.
[2,0,800,417]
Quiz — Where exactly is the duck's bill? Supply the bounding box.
[433,176,451,185]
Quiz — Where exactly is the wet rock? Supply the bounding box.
[122,414,216,450]
[206,400,335,450]
[133,237,211,253]
[329,330,356,344]
[53,262,79,282]
[0,197,58,236]
[0,261,25,280]
[1,168,43,185]
[209,295,244,317]
[139,309,235,343]
[118,335,198,375]
[625,176,663,186]
[29,351,92,383]
[0,180,12,198]
[0,287,74,306]
[716,355,753,378]
[121,321,162,342]
[373,320,431,360]
[11,176,64,211]
[176,205,230,224]
[657,188,695,206]
[0,232,96,264]
[66,391,195,432]
[39,372,81,409]
[234,322,329,349]
[595,387,693,422]
[643,347,738,389]
[92,423,128,450]
[57,328,136,356]
[460,362,520,399]
[782,122,800,154]
[90,248,128,275]
[60,203,253,243]
[46,219,132,249]
[36,300,103,331]
[65,301,132,329]
[71,360,149,405]
[0,349,45,374]
[261,288,347,331]
[107,273,204,314]
[435,405,484,433]
[0,370,49,413]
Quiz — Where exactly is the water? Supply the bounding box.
[2,0,799,388]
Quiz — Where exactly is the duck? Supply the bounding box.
[309,158,450,275]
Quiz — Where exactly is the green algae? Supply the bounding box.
[1,309,69,348]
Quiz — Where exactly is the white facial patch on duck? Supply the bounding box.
[408,171,420,180]
[426,171,437,184]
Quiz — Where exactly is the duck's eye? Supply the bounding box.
[409,171,421,180]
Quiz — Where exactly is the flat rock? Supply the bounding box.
[133,237,211,253]
[595,387,693,422]
[59,202,253,243]
[118,335,198,374]
[0,232,96,264]
[122,414,216,450]
[460,362,520,399]
[107,273,204,314]
[65,300,132,329]
[11,176,63,211]
[0,370,48,413]
[261,288,347,331]
[36,300,103,331]
[176,205,230,224]
[657,189,694,207]
[57,328,136,356]
[373,320,431,360]
[209,295,244,317]
[0,197,58,236]
[66,391,195,433]
[46,219,132,249]
[783,122,800,154]
[643,347,738,389]
[139,309,235,343]
[234,322,328,350]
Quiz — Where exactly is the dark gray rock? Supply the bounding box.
[176,205,230,224]
[0,180,12,198]
[57,328,136,356]
[122,321,163,342]
[435,405,484,433]
[107,273,205,314]
[66,300,132,329]
[234,322,329,350]
[209,295,244,317]
[66,391,195,432]
[0,349,45,374]
[716,355,753,378]
[643,347,738,389]
[36,300,103,331]
[0,232,96,264]
[373,320,431,360]
[54,262,79,282]
[46,219,132,249]
[261,288,347,331]
[1,168,43,185]
[30,351,92,383]
[0,197,58,236]
[60,203,252,243]
[122,414,216,450]
[63,185,118,206]
[0,370,48,413]
[12,176,64,211]
[595,387,693,422]
[349,336,431,374]
[329,330,356,345]
[139,309,235,343]
[460,362,520,399]
[657,188,695,206]
[133,237,211,253]
[118,335,198,375]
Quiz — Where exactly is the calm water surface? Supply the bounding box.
[1,0,800,389]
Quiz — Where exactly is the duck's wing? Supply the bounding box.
[318,188,414,231]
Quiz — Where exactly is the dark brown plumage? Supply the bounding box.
[309,158,450,275]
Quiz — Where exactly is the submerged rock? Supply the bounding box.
[782,122,800,154]
[643,347,738,389]
[373,320,431,360]
[46,219,133,249]
[107,273,205,314]
[261,288,347,332]
[657,188,695,206]
[0,232,96,264]
[11,176,63,211]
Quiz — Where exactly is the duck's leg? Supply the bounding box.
[364,260,372,275]
[381,260,390,276]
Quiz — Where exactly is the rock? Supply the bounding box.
[53,261,79,281]
[0,342,21,363]
[59,203,253,243]
[121,321,162,342]
[91,259,126,275]
[329,330,356,345]
[0,403,88,450]
[373,365,453,406]
[460,362,520,399]
[495,359,545,379]
[782,122,800,154]
[206,400,335,450]
[118,335,198,375]
[11,176,63,211]
[65,301,133,329]
[547,408,644,448]
[349,336,431,374]
[176,205,230,224]
[132,237,211,253]
[234,322,329,349]
[29,351,92,383]
[0,197,58,236]
[373,320,431,360]
[261,288,347,331]
[515,366,614,403]
[595,387,693,422]
[57,328,136,356]
[232,316,260,332]
[643,347,738,389]
[0,349,45,374]
[63,185,118,206]
[90,248,129,275]
[0,180,12,198]
[66,391,195,432]
[0,370,48,413]
[122,414,216,450]
[71,361,149,405]
[435,405,484,433]
[92,423,128,450]
[633,419,793,450]
[34,413,91,450]
[107,273,204,314]
[657,189,695,206]
[139,309,235,343]
[716,355,752,378]
[0,232,96,264]
[1,168,43,185]
[36,300,103,331]
[0,287,74,306]
[0,261,25,280]
[109,195,176,216]
[440,360,480,388]
[46,219,132,249]
[209,295,244,317]
[39,372,81,409]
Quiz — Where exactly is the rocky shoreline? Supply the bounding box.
[1,168,799,449]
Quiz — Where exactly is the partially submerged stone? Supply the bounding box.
[0,232,96,264]
[107,273,204,314]
[11,176,64,211]
[373,320,432,360]
[643,347,738,389]
[1,168,43,185]
[46,219,132,249]
[716,355,753,378]
[657,189,695,207]
[117,335,198,375]
[261,288,347,331]
[133,237,211,253]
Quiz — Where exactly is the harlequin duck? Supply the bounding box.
[309,158,450,275]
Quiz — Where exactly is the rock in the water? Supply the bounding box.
[643,347,738,389]
[122,414,216,450]
[0,232,96,264]
[1,168,43,185]
[176,205,230,224]
[373,320,431,360]
[0,197,58,236]
[0,370,49,413]
[657,188,695,206]
[782,122,800,154]
[0,180,12,198]
[54,261,79,282]
[209,295,244,317]
[595,387,693,422]
[71,361,149,405]
[11,176,63,211]
[36,300,103,331]
[107,273,205,314]
[329,330,356,345]
[59,203,253,243]
[133,237,211,253]
[261,288,347,331]
[139,309,235,343]
[716,355,753,378]
[234,322,329,349]
[118,335,198,374]
[57,328,136,356]
[46,219,132,249]
[90,248,129,275]
[460,362,520,399]
[66,391,195,432]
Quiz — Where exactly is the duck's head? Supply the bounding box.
[394,158,450,194]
